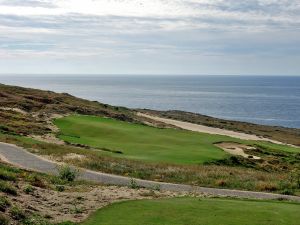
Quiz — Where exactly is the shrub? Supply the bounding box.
[152,184,161,191]
[0,169,17,181]
[58,165,79,182]
[290,168,300,188]
[57,222,76,225]
[256,182,278,192]
[24,185,34,194]
[55,185,65,192]
[10,206,26,220]
[22,214,51,225]
[215,179,227,187]
[0,213,9,225]
[129,178,139,189]
[26,174,47,188]
[0,197,10,212]
[281,189,295,196]
[0,181,17,195]
[72,205,83,214]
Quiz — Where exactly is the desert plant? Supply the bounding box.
[26,174,46,188]
[24,185,34,194]
[152,184,161,191]
[10,206,26,220]
[55,185,65,192]
[58,165,79,182]
[0,213,9,225]
[290,168,300,188]
[0,197,10,212]
[129,178,139,189]
[0,181,17,195]
[280,188,295,196]
[0,169,17,181]
[57,222,76,225]
[22,214,51,225]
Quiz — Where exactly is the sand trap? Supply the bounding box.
[137,112,283,144]
[215,142,261,159]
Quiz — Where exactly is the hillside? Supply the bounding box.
[1,83,300,147]
[0,83,134,136]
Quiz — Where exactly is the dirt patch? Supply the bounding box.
[2,182,179,224]
[215,142,261,159]
[30,133,65,145]
[63,153,87,161]
[0,107,28,115]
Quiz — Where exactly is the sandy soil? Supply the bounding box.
[0,107,28,115]
[2,183,179,224]
[30,133,65,145]
[137,112,284,144]
[215,142,261,159]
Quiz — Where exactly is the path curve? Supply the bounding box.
[1,142,300,202]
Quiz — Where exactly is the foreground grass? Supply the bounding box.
[82,197,300,225]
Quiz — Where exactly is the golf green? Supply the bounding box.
[81,197,300,225]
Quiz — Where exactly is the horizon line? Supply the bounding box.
[0,74,300,77]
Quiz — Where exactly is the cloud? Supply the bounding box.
[0,0,299,75]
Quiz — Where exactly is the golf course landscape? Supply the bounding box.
[0,84,300,224]
[54,115,300,165]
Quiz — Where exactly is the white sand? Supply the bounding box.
[137,112,284,144]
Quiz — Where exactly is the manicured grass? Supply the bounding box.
[54,115,300,165]
[82,197,300,225]
[54,115,234,164]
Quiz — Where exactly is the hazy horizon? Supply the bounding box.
[0,74,300,77]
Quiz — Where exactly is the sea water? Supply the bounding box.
[1,75,299,128]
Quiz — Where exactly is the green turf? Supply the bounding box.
[54,115,235,164]
[54,115,300,165]
[81,197,300,225]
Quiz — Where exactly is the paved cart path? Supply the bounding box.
[1,142,300,202]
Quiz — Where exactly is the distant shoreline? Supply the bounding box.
[1,82,299,147]
[1,75,300,128]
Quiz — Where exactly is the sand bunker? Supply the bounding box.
[215,142,261,159]
[137,113,289,146]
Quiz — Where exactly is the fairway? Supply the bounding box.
[54,115,233,164]
[54,115,300,165]
[81,198,300,225]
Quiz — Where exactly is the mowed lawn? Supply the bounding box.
[81,198,300,225]
[54,115,300,164]
[54,115,233,164]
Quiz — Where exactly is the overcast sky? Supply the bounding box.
[0,0,299,75]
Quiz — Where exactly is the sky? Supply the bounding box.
[0,0,299,75]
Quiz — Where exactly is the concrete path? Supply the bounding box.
[1,142,300,202]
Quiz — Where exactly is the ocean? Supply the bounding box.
[1,75,299,128]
